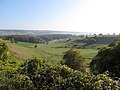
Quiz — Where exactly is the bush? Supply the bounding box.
[0,39,9,61]
[81,72,119,90]
[90,41,120,77]
[20,58,84,90]
[63,48,84,70]
[0,71,34,90]
[20,58,119,90]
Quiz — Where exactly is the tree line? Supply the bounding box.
[39,34,76,41]
[0,35,44,43]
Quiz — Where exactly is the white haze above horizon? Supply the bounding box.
[53,0,120,34]
[0,0,120,34]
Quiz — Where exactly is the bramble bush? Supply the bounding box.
[19,58,119,90]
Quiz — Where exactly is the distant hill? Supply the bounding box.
[39,34,76,41]
[0,29,97,35]
[74,36,120,44]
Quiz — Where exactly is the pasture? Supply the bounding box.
[9,39,103,66]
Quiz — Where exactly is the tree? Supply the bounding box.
[0,39,9,61]
[34,44,37,48]
[63,48,84,70]
[90,40,120,77]
[98,33,103,36]
[108,38,120,47]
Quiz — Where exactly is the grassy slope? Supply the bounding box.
[9,40,100,66]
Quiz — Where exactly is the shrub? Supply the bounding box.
[0,39,9,61]
[63,48,84,70]
[90,41,120,77]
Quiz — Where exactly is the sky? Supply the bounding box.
[0,0,120,33]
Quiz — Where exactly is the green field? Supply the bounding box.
[9,40,102,66]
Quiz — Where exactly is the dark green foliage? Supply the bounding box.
[20,58,119,90]
[109,38,120,47]
[0,57,119,90]
[90,41,120,77]
[34,44,37,48]
[0,35,44,43]
[20,58,47,75]
[63,48,84,70]
[81,72,119,90]
[31,65,84,90]
[20,59,84,90]
[0,72,34,90]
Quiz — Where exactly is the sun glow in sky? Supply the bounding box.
[0,0,120,33]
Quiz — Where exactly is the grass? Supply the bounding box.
[9,40,102,66]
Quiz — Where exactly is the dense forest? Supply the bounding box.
[0,35,120,89]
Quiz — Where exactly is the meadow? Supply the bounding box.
[9,39,104,66]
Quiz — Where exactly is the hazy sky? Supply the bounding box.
[0,0,120,33]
